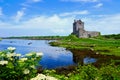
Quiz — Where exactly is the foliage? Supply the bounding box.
[0,47,43,80]
[43,64,120,80]
[103,34,120,39]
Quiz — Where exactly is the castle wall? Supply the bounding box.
[78,29,88,38]
[86,31,100,37]
[73,20,100,38]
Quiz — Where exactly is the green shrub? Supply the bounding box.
[0,47,43,80]
[78,65,99,80]
[99,64,120,80]
[42,64,120,80]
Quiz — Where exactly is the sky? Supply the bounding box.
[0,0,120,37]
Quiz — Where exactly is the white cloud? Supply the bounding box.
[19,14,74,35]
[0,14,120,37]
[20,14,73,28]
[32,0,42,2]
[13,8,25,22]
[0,14,74,36]
[61,0,98,2]
[0,7,3,16]
[15,11,24,22]
[82,14,120,34]
[21,3,31,7]
[59,10,89,17]
[21,0,42,8]
[94,3,103,8]
[0,21,12,28]
[27,0,42,3]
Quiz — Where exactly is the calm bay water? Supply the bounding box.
[0,39,75,69]
[0,39,97,69]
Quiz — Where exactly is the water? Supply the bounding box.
[0,39,98,69]
[0,39,75,69]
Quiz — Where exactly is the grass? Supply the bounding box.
[50,35,120,56]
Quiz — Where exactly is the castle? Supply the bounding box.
[72,19,100,38]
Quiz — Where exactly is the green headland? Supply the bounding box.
[50,34,120,56]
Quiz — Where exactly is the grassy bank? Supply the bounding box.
[50,35,120,56]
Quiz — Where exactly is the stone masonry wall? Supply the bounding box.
[72,20,100,38]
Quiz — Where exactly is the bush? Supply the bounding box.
[0,47,43,80]
[77,65,99,80]
[99,64,120,80]
[42,64,120,80]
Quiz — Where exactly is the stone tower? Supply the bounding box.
[72,19,100,38]
[73,20,85,37]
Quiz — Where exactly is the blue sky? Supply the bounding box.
[0,0,120,37]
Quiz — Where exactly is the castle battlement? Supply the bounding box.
[72,19,100,38]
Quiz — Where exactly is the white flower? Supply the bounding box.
[7,53,14,57]
[30,65,36,69]
[45,76,58,80]
[15,54,21,57]
[7,47,16,51]
[36,52,43,57]
[26,53,34,56]
[9,58,13,61]
[0,61,8,65]
[23,69,30,74]
[31,58,36,60]
[7,53,21,57]
[30,74,58,80]
[20,58,28,62]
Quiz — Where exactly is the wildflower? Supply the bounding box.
[23,69,30,74]
[7,53,14,57]
[20,58,28,62]
[7,53,21,57]
[0,61,8,65]
[30,74,58,80]
[30,74,46,80]
[30,65,36,69]
[7,47,16,51]
[45,75,58,80]
[15,53,21,57]
[31,58,36,60]
[9,58,13,61]
[36,52,43,57]
[26,53,34,56]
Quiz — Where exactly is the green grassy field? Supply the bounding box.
[50,35,120,56]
